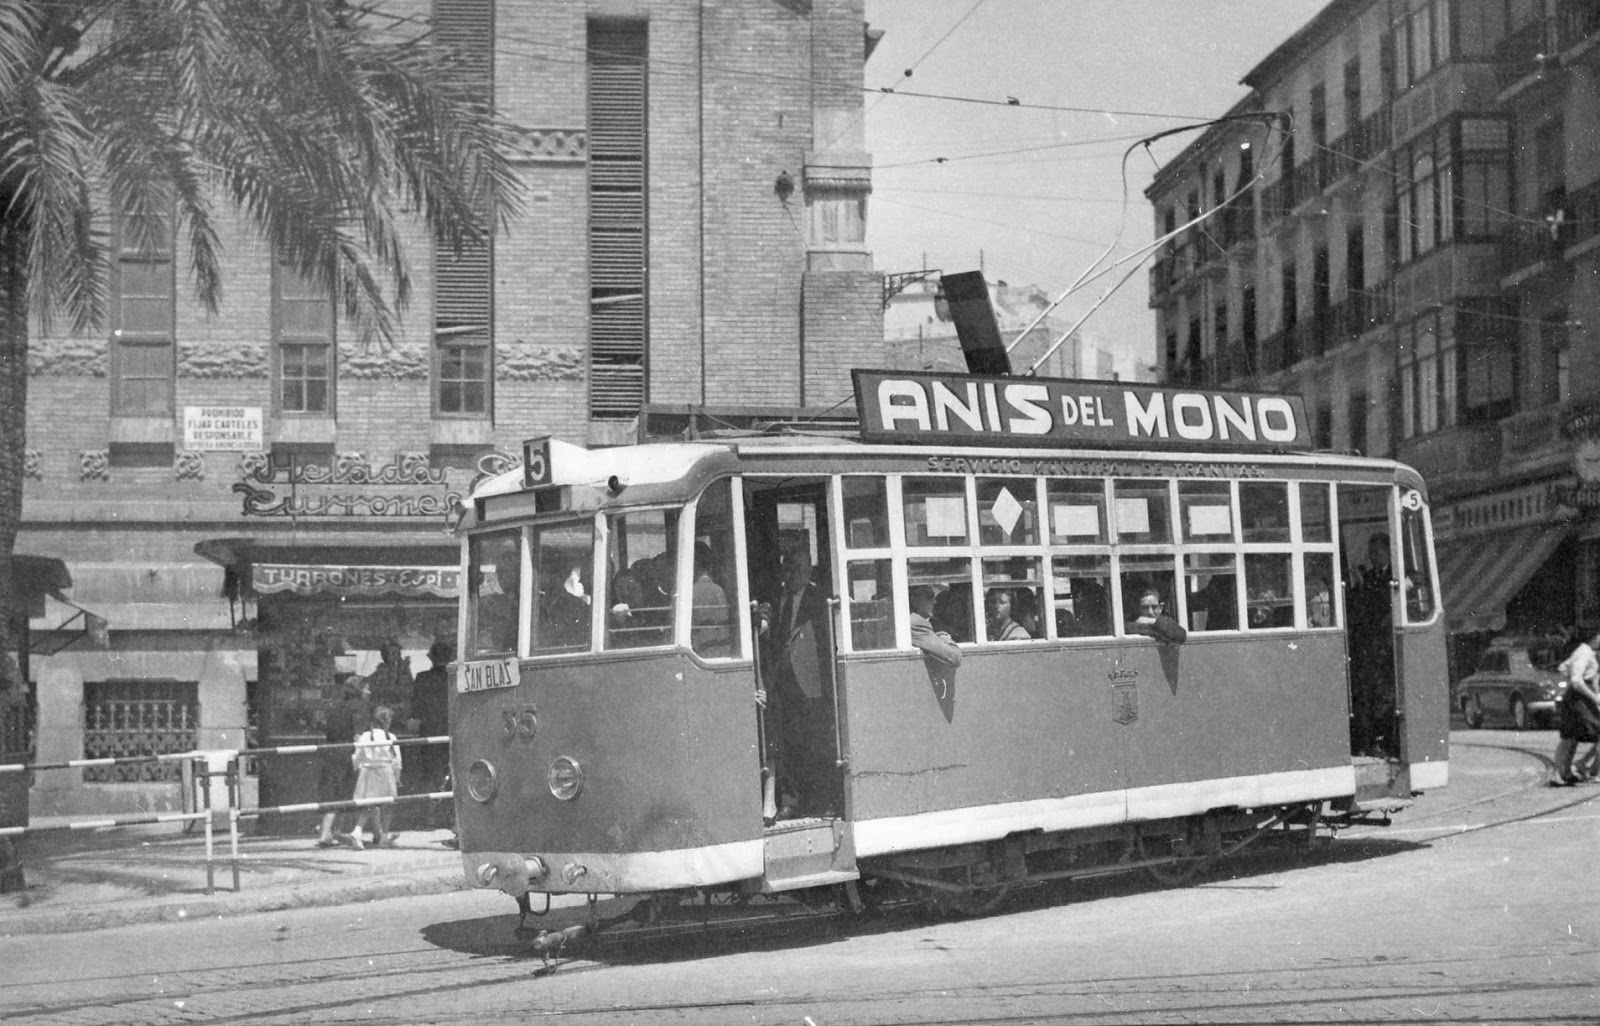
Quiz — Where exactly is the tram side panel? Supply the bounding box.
[452,655,761,892]
[843,637,1354,857]
[1116,633,1354,815]
[1398,623,1449,785]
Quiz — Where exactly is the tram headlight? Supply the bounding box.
[547,756,584,801]
[465,758,498,802]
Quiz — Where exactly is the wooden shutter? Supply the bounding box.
[588,23,647,420]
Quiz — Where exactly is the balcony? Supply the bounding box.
[1149,253,1176,300]
[1355,108,1392,163]
[1501,217,1570,285]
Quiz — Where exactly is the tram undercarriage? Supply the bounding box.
[512,797,1404,960]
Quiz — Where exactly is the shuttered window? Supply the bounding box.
[588,23,648,420]
[111,203,176,416]
[433,0,494,417]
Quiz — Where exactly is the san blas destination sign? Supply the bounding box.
[851,370,1312,452]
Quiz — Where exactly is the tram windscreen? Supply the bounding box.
[466,529,521,657]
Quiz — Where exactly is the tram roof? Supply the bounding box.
[469,432,1422,504]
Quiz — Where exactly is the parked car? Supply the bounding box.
[1455,638,1566,730]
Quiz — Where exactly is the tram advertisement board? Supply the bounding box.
[852,370,1312,452]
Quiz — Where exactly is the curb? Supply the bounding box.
[0,867,469,937]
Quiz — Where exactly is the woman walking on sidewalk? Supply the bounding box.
[349,707,403,848]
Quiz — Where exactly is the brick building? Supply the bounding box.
[16,0,884,820]
[1146,0,1600,675]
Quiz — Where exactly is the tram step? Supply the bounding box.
[761,816,858,893]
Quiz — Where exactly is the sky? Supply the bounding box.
[862,0,1332,370]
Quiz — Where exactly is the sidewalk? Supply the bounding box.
[0,818,467,937]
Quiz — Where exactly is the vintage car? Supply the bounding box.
[1456,639,1567,730]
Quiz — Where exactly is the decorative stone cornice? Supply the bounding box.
[175,450,206,481]
[500,343,585,382]
[28,337,107,377]
[80,450,110,481]
[505,127,587,163]
[340,345,428,380]
[178,342,269,379]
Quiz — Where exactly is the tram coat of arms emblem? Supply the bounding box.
[1112,682,1139,725]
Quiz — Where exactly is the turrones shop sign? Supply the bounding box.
[251,564,460,598]
[232,451,462,518]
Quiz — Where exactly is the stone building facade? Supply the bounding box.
[1146,0,1600,675]
[17,0,885,820]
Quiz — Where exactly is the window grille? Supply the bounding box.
[82,680,199,783]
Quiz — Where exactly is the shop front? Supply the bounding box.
[196,537,458,834]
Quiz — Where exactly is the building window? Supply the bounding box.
[1397,125,1453,263]
[111,203,176,416]
[1397,0,1452,87]
[1461,299,1517,422]
[588,21,648,421]
[1348,389,1369,454]
[1398,310,1453,438]
[1540,310,1571,406]
[432,0,494,419]
[1343,57,1361,128]
[1459,119,1510,239]
[272,260,333,414]
[82,679,199,783]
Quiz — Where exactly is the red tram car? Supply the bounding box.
[449,374,1448,918]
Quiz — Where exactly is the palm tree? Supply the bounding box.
[0,0,522,698]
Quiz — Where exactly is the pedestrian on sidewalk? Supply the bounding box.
[316,678,369,847]
[1552,626,1600,786]
[350,706,403,849]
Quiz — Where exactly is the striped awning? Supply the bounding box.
[1436,523,1571,633]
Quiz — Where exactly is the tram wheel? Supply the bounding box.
[1137,834,1213,886]
[929,883,1014,917]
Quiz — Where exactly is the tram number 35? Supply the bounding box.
[502,705,539,740]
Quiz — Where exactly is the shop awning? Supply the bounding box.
[1436,523,1571,633]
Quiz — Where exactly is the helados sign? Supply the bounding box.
[851,370,1312,452]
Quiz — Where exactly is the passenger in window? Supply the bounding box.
[1061,579,1110,636]
[933,586,974,643]
[1012,589,1042,639]
[541,564,591,648]
[759,549,836,821]
[1127,590,1188,644]
[1191,573,1237,630]
[1248,585,1279,628]
[909,585,962,668]
[985,588,1030,641]
[1307,578,1333,627]
[690,543,732,657]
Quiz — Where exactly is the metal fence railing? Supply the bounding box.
[0,736,453,895]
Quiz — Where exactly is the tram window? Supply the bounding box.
[1112,479,1171,543]
[531,522,595,654]
[1120,554,1178,629]
[1299,483,1332,543]
[690,479,739,658]
[1304,552,1337,627]
[1051,554,1112,637]
[845,559,895,651]
[908,556,974,643]
[981,556,1043,640]
[1046,479,1107,544]
[903,477,969,546]
[1240,482,1291,543]
[842,476,890,549]
[977,478,1039,545]
[1400,506,1436,623]
[466,529,521,657]
[604,508,677,650]
[1243,552,1293,628]
[1179,481,1233,543]
[1185,552,1238,631]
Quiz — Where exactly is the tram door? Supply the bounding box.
[742,478,844,820]
[1338,484,1402,761]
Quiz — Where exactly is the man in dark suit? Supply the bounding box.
[762,550,837,819]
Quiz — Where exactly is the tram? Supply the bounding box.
[449,371,1448,921]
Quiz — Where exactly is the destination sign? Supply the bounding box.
[852,370,1311,452]
[457,656,521,694]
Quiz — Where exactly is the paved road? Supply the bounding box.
[2,730,1595,1025]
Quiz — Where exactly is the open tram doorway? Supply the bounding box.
[742,478,844,823]
[1338,485,1401,760]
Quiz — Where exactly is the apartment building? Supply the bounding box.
[16,0,884,821]
[1147,0,1600,670]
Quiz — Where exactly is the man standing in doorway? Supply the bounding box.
[763,548,837,819]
